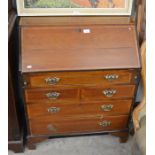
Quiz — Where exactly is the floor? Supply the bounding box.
[8,135,141,155]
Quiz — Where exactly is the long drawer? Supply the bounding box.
[27,100,132,118]
[29,115,129,135]
[23,70,138,88]
[81,85,135,101]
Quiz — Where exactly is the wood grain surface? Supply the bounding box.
[24,69,138,88]
[19,17,132,26]
[25,86,80,103]
[27,99,132,118]
[21,25,140,72]
[81,85,135,100]
[29,115,129,135]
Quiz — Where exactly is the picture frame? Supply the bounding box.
[16,0,134,16]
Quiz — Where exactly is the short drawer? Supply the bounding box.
[81,85,135,101]
[27,100,132,118]
[23,70,138,88]
[25,87,79,103]
[29,115,129,135]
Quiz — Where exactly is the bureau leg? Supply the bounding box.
[27,143,36,150]
[111,131,129,143]
[119,136,129,143]
[27,136,47,150]
[8,140,24,153]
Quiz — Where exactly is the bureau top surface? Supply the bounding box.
[20,21,141,73]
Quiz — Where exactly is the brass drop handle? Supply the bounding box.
[99,121,111,127]
[102,89,116,97]
[47,107,60,113]
[46,92,60,99]
[101,104,114,111]
[104,74,119,81]
[45,77,60,85]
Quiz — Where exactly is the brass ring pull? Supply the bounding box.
[99,121,111,127]
[102,89,116,97]
[46,92,60,99]
[101,104,114,111]
[45,77,60,85]
[47,107,60,113]
[104,74,119,81]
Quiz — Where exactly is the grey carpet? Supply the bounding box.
[8,135,140,155]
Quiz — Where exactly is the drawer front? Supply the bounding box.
[24,70,138,88]
[29,115,129,135]
[25,87,79,103]
[27,100,132,118]
[81,85,135,101]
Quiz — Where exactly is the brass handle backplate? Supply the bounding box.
[104,74,119,81]
[45,77,60,85]
[99,121,111,127]
[47,107,60,113]
[102,89,116,97]
[46,92,60,99]
[101,104,114,111]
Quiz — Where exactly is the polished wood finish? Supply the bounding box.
[25,87,79,103]
[19,16,141,149]
[81,85,135,100]
[27,100,132,118]
[25,85,135,103]
[29,115,129,135]
[24,70,138,88]
[19,17,133,26]
[20,25,140,73]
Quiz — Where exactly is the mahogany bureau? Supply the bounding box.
[19,17,141,149]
